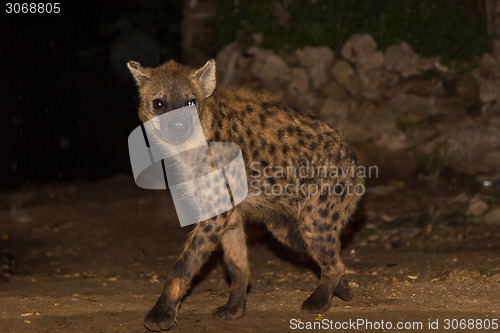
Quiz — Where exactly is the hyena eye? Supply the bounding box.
[153,99,165,109]
[187,98,196,106]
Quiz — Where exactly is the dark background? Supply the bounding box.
[0,0,183,189]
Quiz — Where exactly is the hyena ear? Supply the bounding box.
[127,61,149,86]
[193,59,216,98]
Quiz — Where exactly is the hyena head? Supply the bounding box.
[127,60,218,194]
[127,59,216,123]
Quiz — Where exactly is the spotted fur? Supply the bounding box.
[128,59,364,331]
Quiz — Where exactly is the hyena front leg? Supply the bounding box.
[144,212,232,331]
[212,219,250,320]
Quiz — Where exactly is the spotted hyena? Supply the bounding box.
[127,59,364,331]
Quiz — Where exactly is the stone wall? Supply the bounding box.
[216,34,500,178]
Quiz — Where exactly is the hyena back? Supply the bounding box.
[127,59,364,331]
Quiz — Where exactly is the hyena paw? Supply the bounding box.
[333,278,353,301]
[212,302,246,320]
[301,285,332,313]
[144,298,177,331]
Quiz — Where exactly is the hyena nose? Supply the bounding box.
[160,111,194,145]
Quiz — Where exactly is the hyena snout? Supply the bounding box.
[160,111,194,144]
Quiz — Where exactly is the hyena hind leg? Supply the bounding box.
[212,220,250,320]
[265,220,352,305]
[299,209,351,313]
[333,277,353,301]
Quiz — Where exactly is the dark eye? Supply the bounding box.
[153,99,165,109]
[187,98,196,106]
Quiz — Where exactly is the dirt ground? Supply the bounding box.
[0,174,499,333]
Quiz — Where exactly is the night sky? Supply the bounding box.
[0,1,182,189]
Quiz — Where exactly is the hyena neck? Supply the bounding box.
[199,89,229,143]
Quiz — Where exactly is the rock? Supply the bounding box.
[321,81,349,101]
[288,68,309,95]
[473,53,500,80]
[319,98,349,121]
[341,34,377,63]
[407,78,445,96]
[418,56,441,71]
[387,94,438,130]
[384,41,420,77]
[377,70,400,88]
[358,69,382,99]
[375,131,410,151]
[466,200,489,216]
[215,42,241,86]
[331,60,355,83]
[343,75,362,96]
[291,92,323,114]
[338,101,398,146]
[434,61,449,73]
[342,102,381,139]
[295,46,335,88]
[405,125,441,148]
[331,60,361,95]
[444,125,500,175]
[356,51,385,99]
[357,51,384,71]
[481,53,499,67]
[452,75,481,114]
[478,79,500,104]
[480,53,500,74]
[296,46,335,68]
[252,54,290,83]
[484,207,500,224]
[250,50,290,85]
